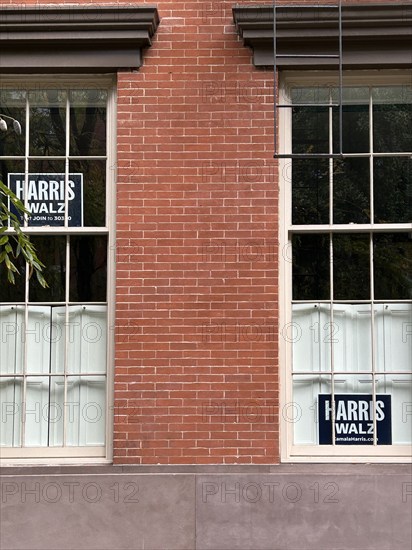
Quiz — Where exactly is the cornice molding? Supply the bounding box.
[0,5,160,72]
[232,3,412,68]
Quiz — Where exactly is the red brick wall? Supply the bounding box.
[5,0,394,464]
[114,0,278,464]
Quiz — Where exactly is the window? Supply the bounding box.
[280,72,412,461]
[0,77,115,459]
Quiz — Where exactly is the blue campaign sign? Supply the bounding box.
[8,173,83,227]
[318,394,392,445]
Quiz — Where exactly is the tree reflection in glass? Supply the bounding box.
[29,90,66,156]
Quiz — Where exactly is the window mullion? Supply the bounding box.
[370,232,378,446]
[63,236,70,447]
[369,86,375,225]
[62,93,72,447]
[64,94,70,231]
[20,93,31,449]
[368,88,379,446]
[23,94,29,229]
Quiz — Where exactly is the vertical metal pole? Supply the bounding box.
[273,0,278,156]
[333,0,343,443]
[370,234,378,446]
[338,0,343,155]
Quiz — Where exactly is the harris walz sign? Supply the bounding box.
[8,173,83,227]
[319,394,392,445]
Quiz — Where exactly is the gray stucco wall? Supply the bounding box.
[1,464,411,550]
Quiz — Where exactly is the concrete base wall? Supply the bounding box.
[1,465,411,550]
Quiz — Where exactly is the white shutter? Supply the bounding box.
[293,375,331,444]
[66,376,106,446]
[0,305,24,374]
[26,306,52,374]
[47,377,65,446]
[50,306,67,374]
[24,377,49,446]
[380,376,412,444]
[65,305,107,374]
[333,304,377,373]
[0,377,22,447]
[0,306,23,446]
[292,303,330,372]
[64,305,107,445]
[382,304,412,372]
[78,305,107,374]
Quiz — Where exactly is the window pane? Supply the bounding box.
[26,306,53,374]
[374,157,411,224]
[69,90,107,156]
[0,306,24,374]
[48,376,65,447]
[374,233,412,300]
[292,234,330,300]
[373,87,412,152]
[293,374,331,444]
[17,160,78,228]
[70,160,106,227]
[331,86,370,104]
[0,377,22,447]
[70,236,107,302]
[333,105,369,154]
[290,87,330,105]
[0,262,25,302]
[0,90,26,156]
[0,159,25,196]
[29,90,66,156]
[292,107,329,154]
[377,375,412,444]
[333,234,370,300]
[376,304,412,372]
[25,376,64,446]
[292,303,331,372]
[333,158,370,224]
[292,159,329,224]
[29,159,65,175]
[66,376,106,446]
[334,374,373,394]
[29,236,66,302]
[0,158,26,299]
[333,304,374,372]
[23,306,67,376]
[65,305,107,374]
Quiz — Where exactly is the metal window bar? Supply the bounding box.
[273,0,344,159]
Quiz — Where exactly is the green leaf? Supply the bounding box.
[0,179,47,287]
[7,270,15,285]
[35,270,49,289]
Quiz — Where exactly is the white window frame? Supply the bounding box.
[279,70,412,463]
[0,75,116,464]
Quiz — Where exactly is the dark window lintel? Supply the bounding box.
[232,3,412,69]
[0,5,160,73]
